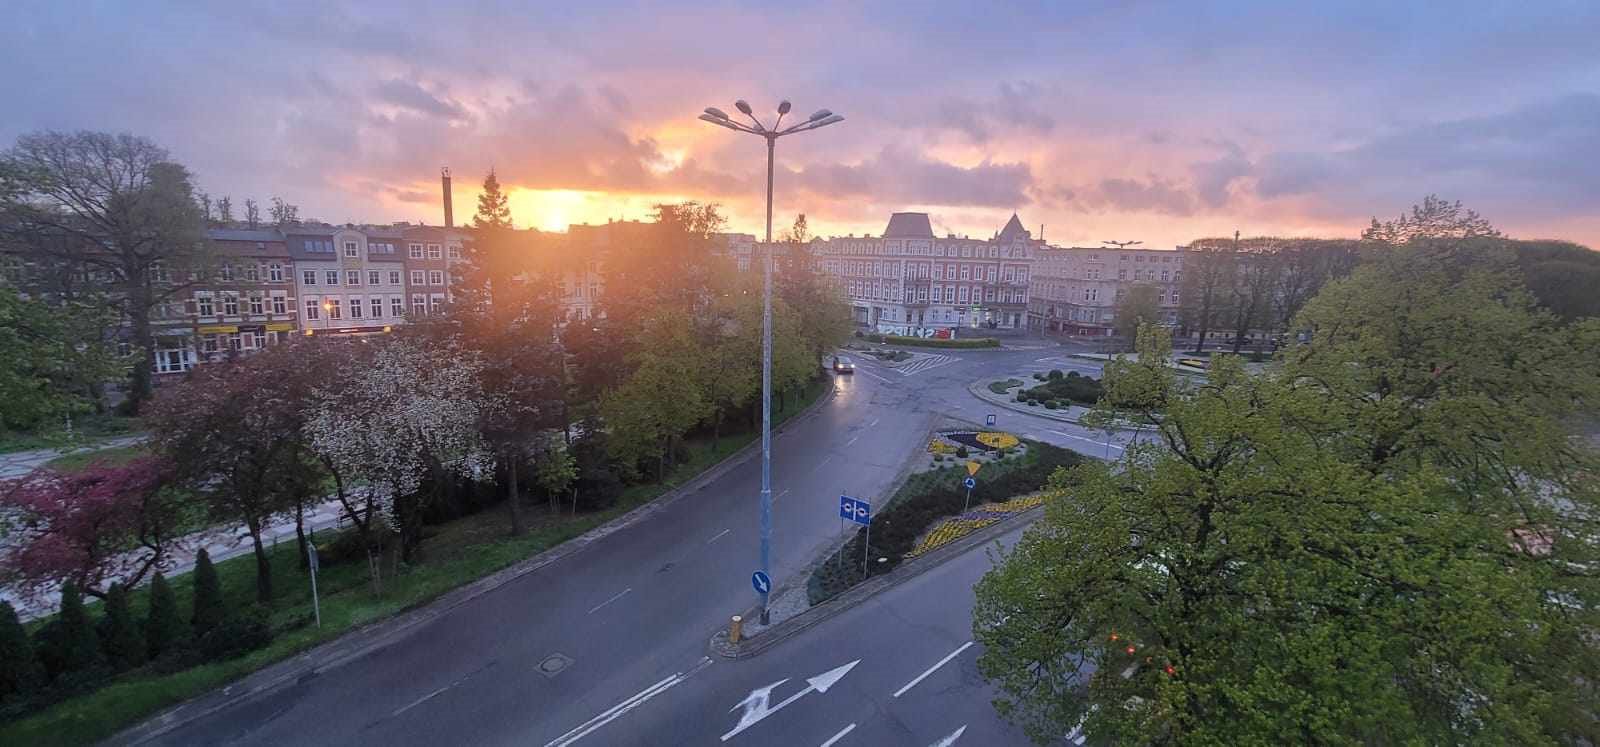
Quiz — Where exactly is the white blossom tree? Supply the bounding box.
[305,337,494,565]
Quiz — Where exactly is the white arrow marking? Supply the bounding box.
[720,659,860,741]
[928,724,968,747]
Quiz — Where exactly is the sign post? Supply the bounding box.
[962,476,978,513]
[986,413,996,427]
[307,542,321,628]
[839,495,872,576]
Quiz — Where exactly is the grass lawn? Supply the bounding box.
[0,415,142,455]
[0,377,830,746]
[43,443,152,472]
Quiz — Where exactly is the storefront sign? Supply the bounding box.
[875,323,955,339]
[196,324,238,334]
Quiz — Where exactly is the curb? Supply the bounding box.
[966,380,1155,433]
[709,503,1042,659]
[111,381,840,746]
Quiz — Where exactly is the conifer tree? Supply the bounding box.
[190,549,224,638]
[0,601,40,700]
[144,572,184,659]
[56,581,101,674]
[100,583,145,670]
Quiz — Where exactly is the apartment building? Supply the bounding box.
[1027,245,1185,336]
[178,229,301,368]
[401,225,467,318]
[288,227,394,336]
[814,212,1036,336]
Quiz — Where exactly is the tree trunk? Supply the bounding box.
[507,451,524,536]
[248,519,272,603]
[124,283,157,414]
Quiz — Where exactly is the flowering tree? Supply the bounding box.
[305,336,493,563]
[0,456,181,601]
[146,342,323,602]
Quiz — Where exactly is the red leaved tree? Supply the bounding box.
[0,456,182,600]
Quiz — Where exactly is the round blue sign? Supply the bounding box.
[752,570,772,594]
[963,477,977,489]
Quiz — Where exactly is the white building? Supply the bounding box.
[1028,246,1185,336]
[289,227,409,336]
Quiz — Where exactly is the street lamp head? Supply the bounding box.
[808,109,832,122]
[734,100,753,115]
[703,107,730,120]
[777,100,791,115]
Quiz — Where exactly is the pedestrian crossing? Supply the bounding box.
[896,353,957,376]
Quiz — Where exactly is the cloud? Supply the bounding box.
[1190,141,1252,208]
[788,146,1034,208]
[1092,176,1196,216]
[373,78,465,119]
[932,81,1056,144]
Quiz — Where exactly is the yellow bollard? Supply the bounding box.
[729,615,744,644]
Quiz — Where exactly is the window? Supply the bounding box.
[350,298,363,319]
[344,242,358,258]
[341,270,356,286]
[412,294,427,315]
[429,294,444,314]
[1160,270,1170,282]
[588,283,599,299]
[987,267,997,282]
[944,287,955,303]
[303,270,317,285]
[229,333,243,351]
[409,244,424,259]
[196,294,214,316]
[391,296,405,316]
[202,335,220,354]
[410,270,425,286]
[961,246,972,258]
[428,271,444,286]
[427,244,442,259]
[325,270,339,285]
[248,295,263,314]
[269,263,284,282]
[447,245,461,259]
[370,297,384,317]
[328,299,342,320]
[271,294,286,314]
[244,265,258,281]
[389,271,402,285]
[1171,291,1180,304]
[1118,269,1126,280]
[219,265,234,281]
[305,298,320,320]
[252,330,266,348]
[368,270,381,285]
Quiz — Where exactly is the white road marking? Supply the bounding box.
[1047,429,1124,452]
[811,456,833,472]
[820,723,857,747]
[893,641,975,698]
[721,660,860,741]
[845,435,859,446]
[928,725,968,746]
[545,657,712,747]
[868,418,880,427]
[586,587,632,615]
[391,685,450,717]
[857,369,891,383]
[707,529,731,544]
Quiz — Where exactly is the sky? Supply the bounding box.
[3,1,1598,249]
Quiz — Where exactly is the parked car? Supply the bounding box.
[832,355,855,374]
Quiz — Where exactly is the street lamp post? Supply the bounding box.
[701,100,843,625]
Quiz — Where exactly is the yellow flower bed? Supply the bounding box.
[976,431,1019,449]
[927,439,956,454]
[907,493,1046,557]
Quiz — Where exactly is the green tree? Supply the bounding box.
[190,548,224,638]
[54,581,101,675]
[0,132,209,412]
[0,600,41,701]
[977,206,1600,743]
[600,324,709,480]
[0,285,125,432]
[98,583,144,671]
[1110,283,1161,347]
[143,571,184,659]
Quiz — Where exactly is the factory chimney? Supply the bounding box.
[441,167,454,228]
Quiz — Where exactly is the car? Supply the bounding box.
[831,356,855,374]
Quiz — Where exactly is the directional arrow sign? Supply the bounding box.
[751,571,772,595]
[720,659,860,741]
[963,476,977,490]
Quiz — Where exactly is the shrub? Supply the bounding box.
[1028,400,1038,406]
[1014,394,1025,402]
[1048,369,1064,380]
[144,572,185,660]
[853,330,863,338]
[1043,400,1058,410]
[197,607,273,662]
[1066,371,1080,378]
[955,446,969,458]
[877,335,999,349]
[190,549,225,638]
[47,581,100,678]
[0,600,41,701]
[1032,373,1045,381]
[99,584,144,671]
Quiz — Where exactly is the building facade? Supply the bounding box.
[401,226,467,319]
[1027,245,1186,336]
[176,229,301,369]
[815,212,1036,336]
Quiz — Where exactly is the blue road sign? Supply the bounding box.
[752,571,772,595]
[986,413,996,427]
[839,495,872,525]
[963,476,977,490]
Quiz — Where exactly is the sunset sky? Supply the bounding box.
[3,1,1597,248]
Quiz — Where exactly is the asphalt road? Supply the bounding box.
[130,339,1115,746]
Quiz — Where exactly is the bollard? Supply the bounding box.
[729,615,744,644]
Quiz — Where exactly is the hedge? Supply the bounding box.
[807,441,1083,604]
[1017,370,1103,406]
[862,333,1001,349]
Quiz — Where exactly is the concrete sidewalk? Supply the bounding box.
[0,434,148,479]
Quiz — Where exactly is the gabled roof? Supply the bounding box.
[883,212,934,238]
[997,213,1029,241]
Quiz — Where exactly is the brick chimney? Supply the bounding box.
[441,167,454,228]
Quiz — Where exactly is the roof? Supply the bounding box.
[882,212,934,239]
[997,213,1029,241]
[207,228,285,242]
